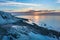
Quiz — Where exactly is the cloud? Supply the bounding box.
[0,1,44,12]
[56,0,60,3]
[0,1,43,6]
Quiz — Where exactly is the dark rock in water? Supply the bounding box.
[13,19,60,40]
[31,23,60,40]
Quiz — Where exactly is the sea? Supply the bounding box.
[16,15,60,32]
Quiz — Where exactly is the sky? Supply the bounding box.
[0,0,60,12]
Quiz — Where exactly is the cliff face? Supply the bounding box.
[0,11,60,40]
[0,11,28,25]
[0,11,16,24]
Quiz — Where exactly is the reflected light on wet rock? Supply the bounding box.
[12,25,20,28]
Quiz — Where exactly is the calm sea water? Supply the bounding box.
[16,15,60,31]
